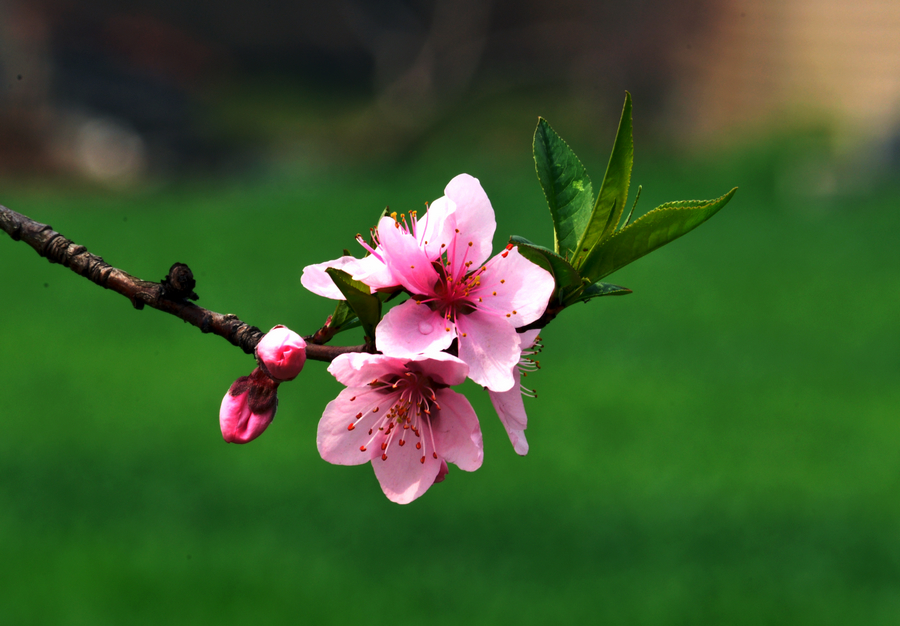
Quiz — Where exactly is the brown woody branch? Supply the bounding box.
[0,205,366,362]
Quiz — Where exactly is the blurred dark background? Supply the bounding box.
[3,0,899,184]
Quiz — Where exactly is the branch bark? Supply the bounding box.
[0,205,365,362]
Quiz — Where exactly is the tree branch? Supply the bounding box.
[0,205,365,362]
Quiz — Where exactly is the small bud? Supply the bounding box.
[255,325,307,382]
[219,368,279,444]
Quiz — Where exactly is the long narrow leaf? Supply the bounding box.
[572,92,634,268]
[579,188,738,283]
[533,118,594,259]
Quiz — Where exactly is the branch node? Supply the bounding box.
[161,262,199,301]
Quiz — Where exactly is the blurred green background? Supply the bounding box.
[2,1,900,624]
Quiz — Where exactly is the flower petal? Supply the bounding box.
[371,422,442,504]
[377,215,441,296]
[518,329,542,350]
[433,460,450,484]
[431,389,484,471]
[488,368,529,456]
[474,247,555,327]
[376,300,456,358]
[443,174,495,270]
[416,196,457,261]
[406,352,469,387]
[317,388,388,465]
[456,311,520,391]
[349,252,395,291]
[300,256,361,299]
[327,352,407,388]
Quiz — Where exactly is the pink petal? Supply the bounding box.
[433,460,450,484]
[317,388,389,465]
[349,253,395,291]
[518,329,542,350]
[371,421,442,504]
[376,300,456,359]
[300,256,361,299]
[443,174,496,270]
[405,352,469,387]
[474,247,555,327]
[455,311,520,391]
[487,368,529,456]
[431,389,484,471]
[377,215,441,295]
[326,352,407,388]
[416,196,456,261]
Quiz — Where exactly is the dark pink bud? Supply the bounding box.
[219,368,279,444]
[255,325,307,382]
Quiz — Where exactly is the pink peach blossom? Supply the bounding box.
[317,351,483,504]
[375,242,554,392]
[300,174,492,298]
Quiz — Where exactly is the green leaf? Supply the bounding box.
[564,281,632,306]
[325,268,382,341]
[533,118,594,260]
[510,235,582,301]
[327,299,357,332]
[572,92,634,268]
[579,188,738,283]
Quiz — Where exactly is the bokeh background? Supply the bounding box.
[2,1,899,624]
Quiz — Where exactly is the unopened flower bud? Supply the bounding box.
[220,368,279,444]
[255,325,307,381]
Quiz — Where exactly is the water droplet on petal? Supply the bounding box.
[418,321,434,334]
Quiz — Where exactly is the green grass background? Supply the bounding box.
[1,126,899,624]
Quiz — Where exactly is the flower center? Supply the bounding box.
[419,237,492,330]
[346,369,442,464]
[432,262,482,314]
